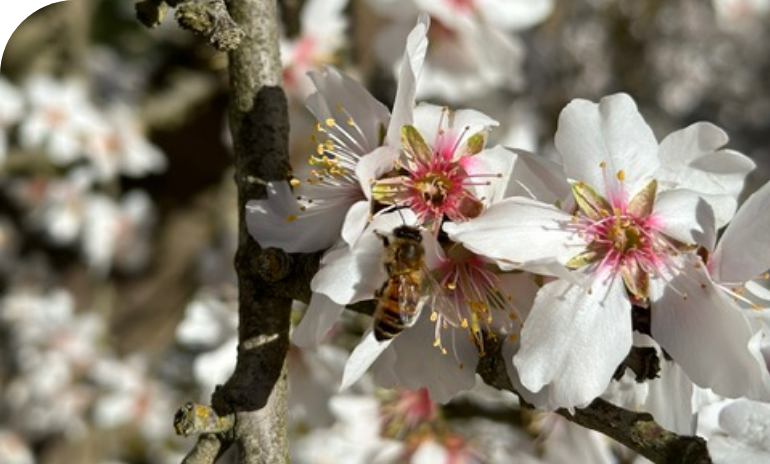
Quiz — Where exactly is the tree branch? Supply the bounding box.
[176,0,245,52]
[221,0,291,463]
[477,339,712,464]
[165,0,290,462]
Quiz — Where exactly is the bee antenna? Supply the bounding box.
[396,206,407,226]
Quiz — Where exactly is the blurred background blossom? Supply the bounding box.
[0,1,769,463]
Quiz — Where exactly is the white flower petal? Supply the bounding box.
[310,243,383,305]
[355,146,400,198]
[385,309,479,404]
[443,197,583,273]
[341,201,370,247]
[644,361,696,435]
[386,14,430,147]
[555,93,659,195]
[709,436,770,464]
[653,189,716,248]
[504,149,570,204]
[502,338,554,409]
[514,273,632,409]
[246,182,349,253]
[650,256,770,400]
[718,399,770,449]
[301,0,348,39]
[657,122,754,227]
[476,0,554,31]
[340,331,392,391]
[465,145,515,205]
[306,67,390,153]
[292,293,346,348]
[712,180,770,283]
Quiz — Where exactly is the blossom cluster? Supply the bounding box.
[0,75,164,275]
[247,13,770,445]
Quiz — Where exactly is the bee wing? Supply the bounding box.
[422,267,463,328]
[398,273,423,325]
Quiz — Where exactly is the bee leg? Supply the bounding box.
[374,229,390,247]
[374,280,388,298]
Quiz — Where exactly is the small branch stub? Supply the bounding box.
[176,0,245,52]
[256,248,292,282]
[173,402,235,437]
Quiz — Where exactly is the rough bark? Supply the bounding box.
[172,0,291,463]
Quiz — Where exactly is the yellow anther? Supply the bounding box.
[508,334,518,342]
[315,122,324,132]
[325,118,335,127]
[285,215,297,223]
[290,178,300,187]
[316,144,324,155]
[446,282,457,290]
[433,338,441,347]
[461,318,469,328]
[324,140,335,151]
[617,170,625,181]
[430,311,438,322]
[347,117,355,126]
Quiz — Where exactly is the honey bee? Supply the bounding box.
[373,224,427,342]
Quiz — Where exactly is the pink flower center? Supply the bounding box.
[430,246,520,358]
[568,166,681,300]
[586,210,661,273]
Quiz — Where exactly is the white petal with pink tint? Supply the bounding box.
[293,293,346,348]
[555,94,659,195]
[650,255,770,401]
[652,189,715,248]
[711,180,770,284]
[514,272,632,409]
[443,197,583,272]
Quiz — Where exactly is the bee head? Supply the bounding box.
[392,225,422,242]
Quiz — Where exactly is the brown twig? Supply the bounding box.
[176,0,245,52]
[477,339,712,464]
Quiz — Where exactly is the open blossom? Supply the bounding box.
[19,75,100,165]
[368,0,554,102]
[281,0,349,97]
[446,93,769,408]
[83,104,167,182]
[246,15,429,252]
[371,104,508,233]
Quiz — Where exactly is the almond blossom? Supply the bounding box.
[445,93,769,408]
[280,0,350,97]
[18,75,100,165]
[246,15,429,252]
[370,104,506,234]
[368,0,554,102]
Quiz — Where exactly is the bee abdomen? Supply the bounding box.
[373,286,414,342]
[373,316,405,341]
